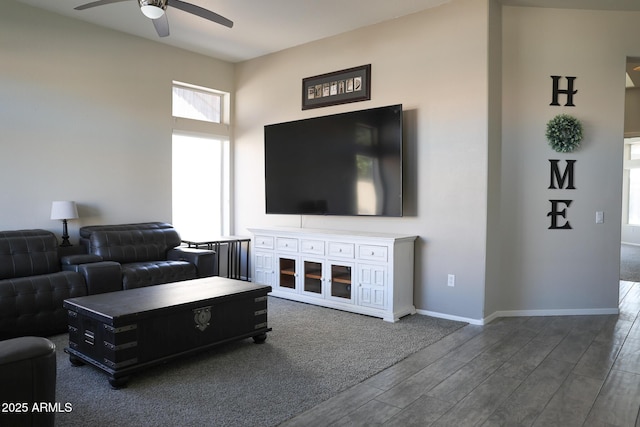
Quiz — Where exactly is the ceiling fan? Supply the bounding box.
[74,0,234,37]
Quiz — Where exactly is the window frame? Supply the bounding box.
[172,80,225,124]
[171,81,232,237]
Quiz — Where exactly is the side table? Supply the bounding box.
[182,236,250,281]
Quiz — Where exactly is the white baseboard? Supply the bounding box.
[486,307,619,321]
[417,307,620,326]
[416,309,485,325]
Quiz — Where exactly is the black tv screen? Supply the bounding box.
[264,104,403,216]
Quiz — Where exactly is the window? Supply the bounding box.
[172,81,230,239]
[172,81,222,123]
[172,134,229,238]
[624,137,640,225]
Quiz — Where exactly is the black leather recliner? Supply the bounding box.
[0,336,57,427]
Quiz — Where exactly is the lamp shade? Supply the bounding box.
[50,201,79,220]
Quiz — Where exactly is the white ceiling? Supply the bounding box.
[15,0,640,63]
[14,0,451,63]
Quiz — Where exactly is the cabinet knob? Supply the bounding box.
[371,251,375,255]
[339,248,342,252]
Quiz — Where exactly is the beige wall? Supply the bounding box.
[498,6,640,315]
[235,0,492,321]
[483,0,504,318]
[1,1,234,243]
[3,0,633,323]
[236,1,633,321]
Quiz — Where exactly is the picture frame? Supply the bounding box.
[302,64,371,110]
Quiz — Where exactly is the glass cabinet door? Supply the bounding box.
[303,260,323,295]
[278,257,297,290]
[329,263,353,302]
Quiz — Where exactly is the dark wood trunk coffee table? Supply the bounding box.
[63,277,272,388]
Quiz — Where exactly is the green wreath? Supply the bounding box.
[545,114,583,153]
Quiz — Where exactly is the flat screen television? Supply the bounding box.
[264,104,403,216]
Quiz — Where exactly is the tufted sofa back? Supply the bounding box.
[89,228,182,264]
[0,230,53,239]
[79,221,173,239]
[0,230,60,280]
[79,222,173,250]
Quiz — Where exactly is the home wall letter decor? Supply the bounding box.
[548,160,576,190]
[546,76,578,230]
[548,200,573,229]
[550,75,578,107]
[546,115,583,153]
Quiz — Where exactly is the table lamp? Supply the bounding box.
[50,201,79,247]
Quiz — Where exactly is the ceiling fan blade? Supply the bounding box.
[152,14,170,37]
[169,0,234,28]
[74,0,130,11]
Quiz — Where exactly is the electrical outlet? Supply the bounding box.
[447,274,455,287]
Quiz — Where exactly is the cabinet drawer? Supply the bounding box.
[328,242,354,258]
[358,245,388,261]
[276,237,298,252]
[301,239,325,255]
[254,235,274,249]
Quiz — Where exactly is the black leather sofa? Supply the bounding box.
[0,224,215,425]
[70,222,216,290]
[0,224,216,340]
[0,230,87,340]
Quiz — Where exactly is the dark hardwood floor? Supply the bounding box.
[283,281,640,426]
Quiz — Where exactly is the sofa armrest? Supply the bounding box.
[167,248,216,278]
[60,254,103,272]
[77,261,122,294]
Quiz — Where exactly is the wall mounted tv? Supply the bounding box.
[264,104,403,217]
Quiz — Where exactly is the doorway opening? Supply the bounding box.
[621,58,640,283]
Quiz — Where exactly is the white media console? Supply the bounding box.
[249,227,417,322]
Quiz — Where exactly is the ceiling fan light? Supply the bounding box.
[140,5,164,19]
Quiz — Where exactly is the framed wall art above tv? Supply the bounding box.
[302,64,371,110]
